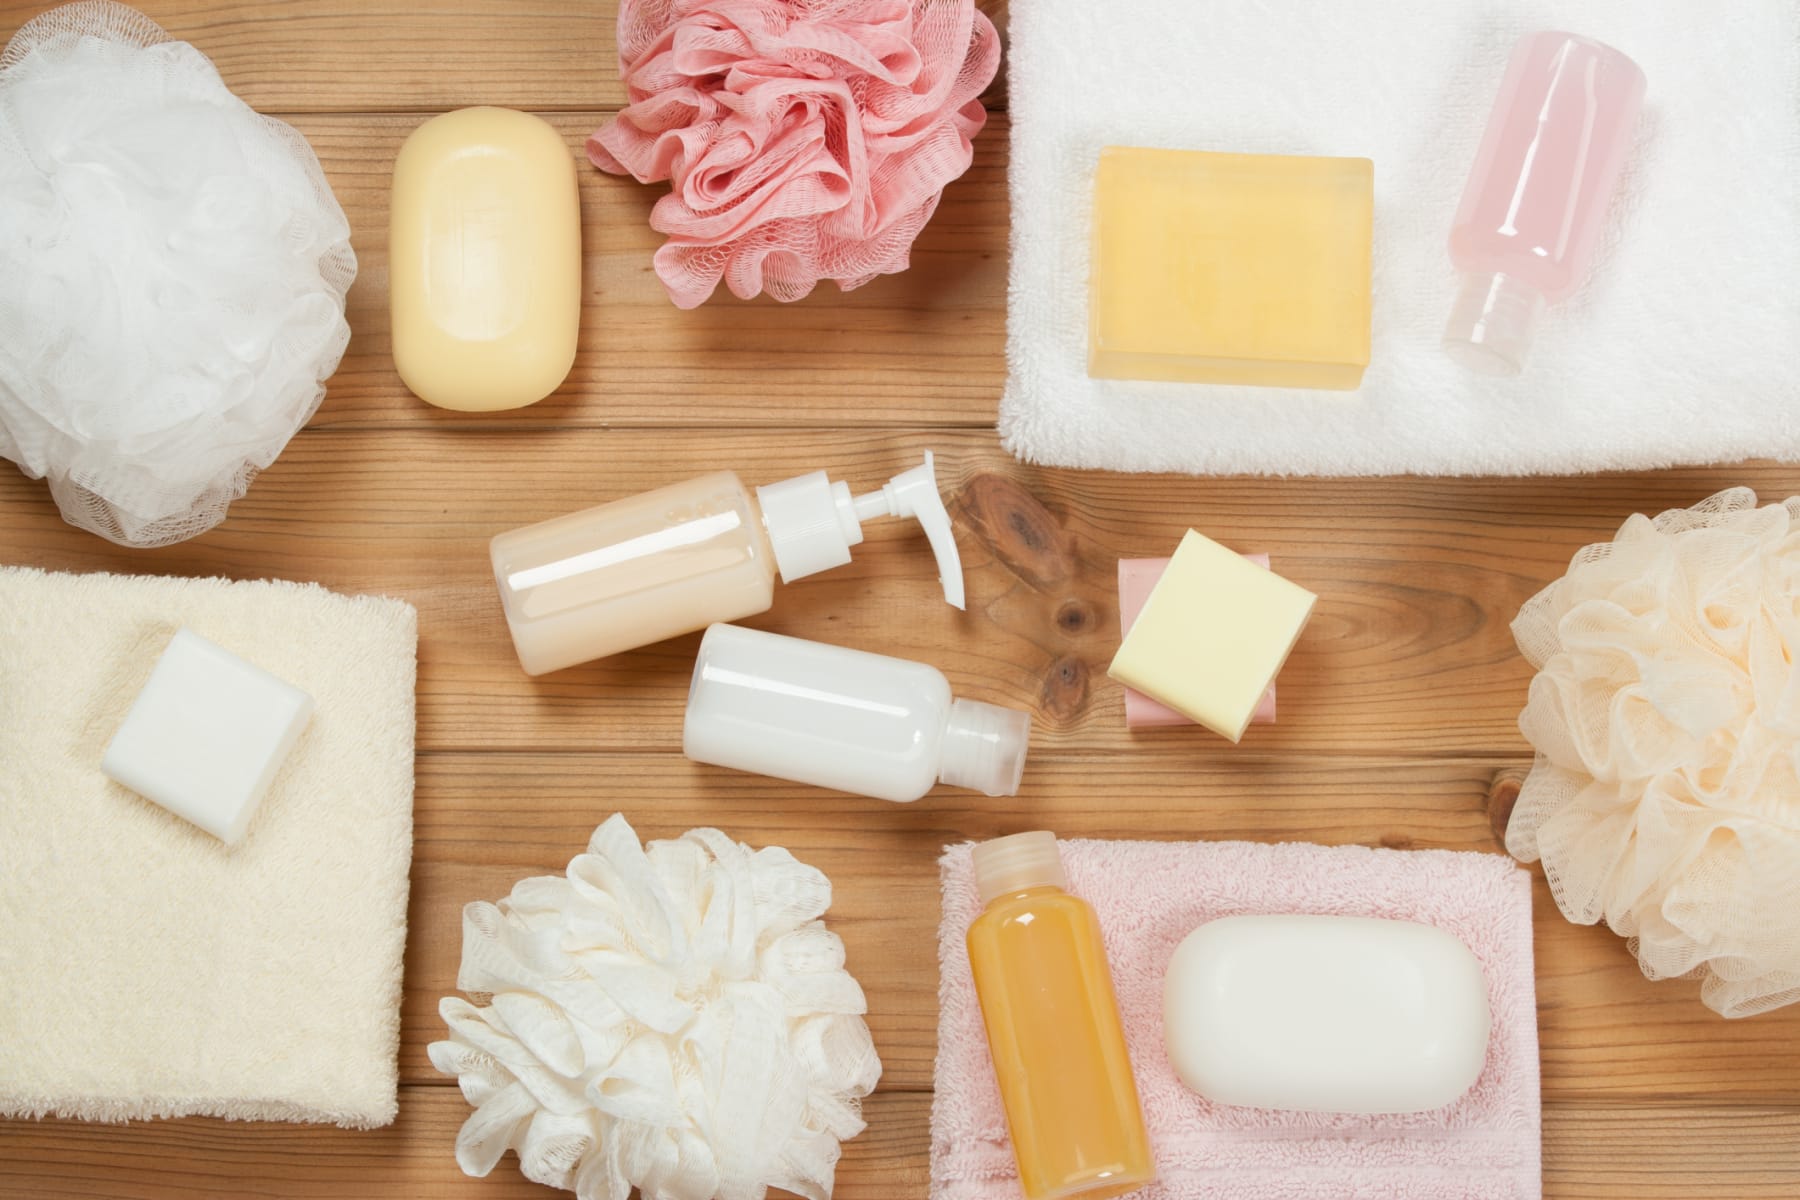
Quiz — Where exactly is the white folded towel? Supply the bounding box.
[0,567,417,1128]
[999,1,1800,477]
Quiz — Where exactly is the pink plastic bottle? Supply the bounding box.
[1445,32,1646,375]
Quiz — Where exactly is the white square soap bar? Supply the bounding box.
[102,628,314,844]
[1108,530,1316,742]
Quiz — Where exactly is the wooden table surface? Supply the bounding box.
[3,3,1799,1197]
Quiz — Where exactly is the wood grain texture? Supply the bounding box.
[0,1,617,111]
[3,2,1798,1197]
[4,1090,1800,1199]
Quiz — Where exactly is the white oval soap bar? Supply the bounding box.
[1164,915,1490,1114]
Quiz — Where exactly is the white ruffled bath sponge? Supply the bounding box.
[430,814,881,1200]
[0,1,355,547]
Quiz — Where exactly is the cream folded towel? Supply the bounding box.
[998,0,1800,476]
[0,567,417,1128]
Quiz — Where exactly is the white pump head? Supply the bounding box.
[756,451,966,608]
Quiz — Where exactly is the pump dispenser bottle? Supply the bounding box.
[966,832,1155,1200]
[1445,32,1646,375]
[684,623,1030,802]
[490,453,963,675]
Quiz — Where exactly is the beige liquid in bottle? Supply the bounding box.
[489,453,966,675]
[491,472,776,675]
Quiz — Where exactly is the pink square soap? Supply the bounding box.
[1118,557,1278,729]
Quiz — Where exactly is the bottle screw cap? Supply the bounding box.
[972,831,1066,906]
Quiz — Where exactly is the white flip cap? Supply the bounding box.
[756,451,966,608]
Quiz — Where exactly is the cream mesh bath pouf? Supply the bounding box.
[430,814,881,1200]
[1508,488,1800,1017]
[0,1,355,547]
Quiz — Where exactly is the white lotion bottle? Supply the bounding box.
[684,623,1032,802]
[491,452,963,675]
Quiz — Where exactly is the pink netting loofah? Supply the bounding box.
[590,0,999,308]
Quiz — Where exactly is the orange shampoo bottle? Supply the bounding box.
[965,832,1155,1199]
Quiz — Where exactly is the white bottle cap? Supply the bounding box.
[1443,270,1544,376]
[939,698,1031,798]
[756,451,966,607]
[754,470,862,581]
[971,831,1065,906]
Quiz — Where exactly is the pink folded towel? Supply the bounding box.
[932,838,1541,1200]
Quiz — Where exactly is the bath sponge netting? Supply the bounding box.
[430,814,881,1200]
[590,0,1001,308]
[0,1,356,547]
[1509,488,1800,1017]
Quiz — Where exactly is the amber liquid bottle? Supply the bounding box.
[966,832,1155,1200]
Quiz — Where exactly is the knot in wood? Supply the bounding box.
[1039,654,1089,720]
[956,473,1075,589]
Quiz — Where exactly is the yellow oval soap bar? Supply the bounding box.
[390,107,581,411]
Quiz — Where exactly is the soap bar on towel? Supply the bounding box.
[932,838,1542,1200]
[1089,147,1372,389]
[0,566,417,1128]
[1109,530,1315,742]
[1164,915,1492,1114]
[999,0,1800,477]
[103,628,313,844]
[1118,555,1276,729]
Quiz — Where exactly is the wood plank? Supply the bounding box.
[2,1088,1797,1199]
[1540,1104,1800,1199]
[2,429,1786,757]
[391,752,1800,1101]
[0,1,616,113]
[0,2,1008,114]
[300,111,1008,430]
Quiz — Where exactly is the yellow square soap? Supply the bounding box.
[1088,147,1373,389]
[1107,529,1316,742]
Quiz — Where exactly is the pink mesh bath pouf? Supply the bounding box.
[590,0,1000,309]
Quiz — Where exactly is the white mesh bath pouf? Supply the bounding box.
[429,813,882,1200]
[1508,487,1800,1018]
[0,1,356,548]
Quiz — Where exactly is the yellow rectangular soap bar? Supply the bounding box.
[1088,147,1373,389]
[1107,529,1317,742]
[390,106,582,411]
